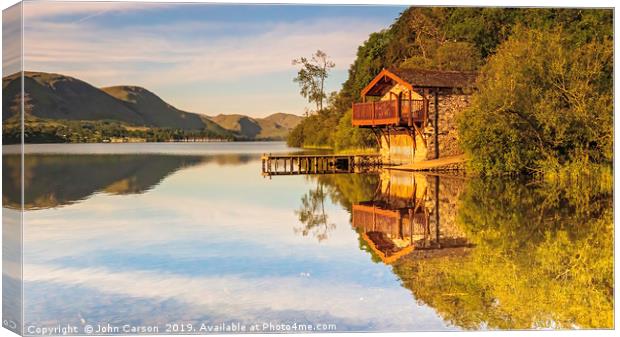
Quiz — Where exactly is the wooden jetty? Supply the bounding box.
[261,153,382,177]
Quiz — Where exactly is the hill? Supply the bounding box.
[2,71,301,143]
[3,71,141,124]
[2,72,231,137]
[208,113,303,140]
[101,85,228,134]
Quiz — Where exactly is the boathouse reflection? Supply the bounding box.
[352,171,471,264]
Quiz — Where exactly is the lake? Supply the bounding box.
[2,142,613,333]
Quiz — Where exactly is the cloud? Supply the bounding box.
[19,3,389,114]
[3,3,23,75]
[24,17,382,85]
[23,263,448,330]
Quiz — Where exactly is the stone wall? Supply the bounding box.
[424,91,471,160]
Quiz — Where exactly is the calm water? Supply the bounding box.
[2,142,613,333]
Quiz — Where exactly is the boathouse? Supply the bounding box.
[352,68,477,165]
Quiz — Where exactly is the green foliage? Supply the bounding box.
[459,27,613,175]
[3,118,235,144]
[331,110,376,151]
[433,42,482,71]
[339,31,393,105]
[286,111,338,148]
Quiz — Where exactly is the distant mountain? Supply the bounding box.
[3,71,141,124]
[2,71,302,141]
[101,85,226,134]
[208,113,303,140]
[2,71,231,137]
[262,112,305,129]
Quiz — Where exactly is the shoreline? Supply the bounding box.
[2,139,287,146]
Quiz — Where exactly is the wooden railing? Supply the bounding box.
[401,100,426,124]
[352,99,426,127]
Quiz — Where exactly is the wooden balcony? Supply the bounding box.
[352,99,426,127]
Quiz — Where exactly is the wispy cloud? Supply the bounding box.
[20,2,394,115]
[24,18,383,84]
[3,3,22,75]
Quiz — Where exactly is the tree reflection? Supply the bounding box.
[393,174,613,329]
[294,174,379,243]
[294,182,336,242]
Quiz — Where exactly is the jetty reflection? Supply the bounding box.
[352,171,471,264]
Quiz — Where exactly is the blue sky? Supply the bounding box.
[21,2,406,117]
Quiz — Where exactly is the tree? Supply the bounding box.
[332,110,376,151]
[292,50,335,112]
[458,28,612,175]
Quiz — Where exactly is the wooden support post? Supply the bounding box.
[395,93,401,125]
[434,175,440,248]
[410,128,416,163]
[372,101,376,126]
[434,89,439,160]
[422,88,429,127]
[408,90,413,127]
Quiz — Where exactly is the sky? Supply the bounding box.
[18,2,406,117]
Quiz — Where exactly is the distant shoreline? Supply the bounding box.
[2,139,288,146]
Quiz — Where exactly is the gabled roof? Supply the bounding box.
[361,68,478,97]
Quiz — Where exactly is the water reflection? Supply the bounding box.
[351,172,471,264]
[2,143,613,332]
[7,143,454,333]
[294,183,335,242]
[302,169,613,330]
[414,176,612,330]
[3,153,255,209]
